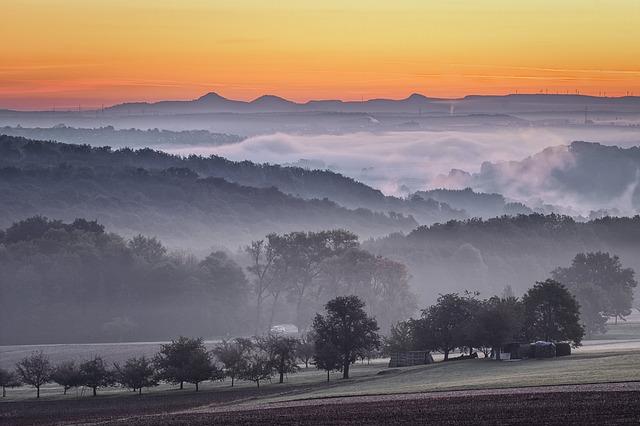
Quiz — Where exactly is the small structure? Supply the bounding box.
[555,342,571,357]
[388,351,434,367]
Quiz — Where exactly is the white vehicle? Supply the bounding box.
[270,324,299,335]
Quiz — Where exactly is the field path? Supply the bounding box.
[96,381,640,425]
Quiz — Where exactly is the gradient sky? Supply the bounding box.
[2,0,640,110]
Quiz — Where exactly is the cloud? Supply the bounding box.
[163,128,565,194]
[161,127,640,214]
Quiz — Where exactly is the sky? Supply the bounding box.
[2,0,640,110]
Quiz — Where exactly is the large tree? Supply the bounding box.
[245,240,278,334]
[16,351,53,398]
[522,279,584,346]
[260,334,299,384]
[312,295,380,379]
[268,230,359,328]
[154,336,209,390]
[212,338,252,387]
[553,252,637,335]
[79,356,114,397]
[413,293,475,360]
[51,361,83,395]
[473,296,524,356]
[0,368,21,398]
[114,356,158,395]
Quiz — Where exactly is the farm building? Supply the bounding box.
[389,351,434,367]
[494,341,571,360]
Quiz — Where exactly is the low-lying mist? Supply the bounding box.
[161,126,640,214]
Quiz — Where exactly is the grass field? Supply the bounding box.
[3,337,640,424]
[2,321,640,411]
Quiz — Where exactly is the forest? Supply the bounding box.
[0,218,415,344]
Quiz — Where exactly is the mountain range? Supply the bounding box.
[103,92,640,115]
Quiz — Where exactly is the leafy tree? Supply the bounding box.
[522,279,584,346]
[414,293,474,360]
[128,234,167,263]
[51,361,83,395]
[296,332,316,368]
[312,295,380,379]
[553,252,637,335]
[268,230,359,328]
[114,356,158,395]
[261,335,299,384]
[212,338,252,387]
[16,351,53,398]
[80,356,114,396]
[154,336,208,390]
[183,348,218,391]
[0,368,21,398]
[474,296,524,356]
[382,320,416,356]
[313,336,342,382]
[239,349,273,388]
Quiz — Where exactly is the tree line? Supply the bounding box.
[1,295,381,398]
[385,279,585,360]
[0,218,415,345]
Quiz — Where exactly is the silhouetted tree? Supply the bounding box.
[0,368,21,398]
[312,295,380,379]
[414,293,474,360]
[239,349,272,388]
[296,332,316,368]
[114,356,158,395]
[383,320,415,355]
[212,338,252,387]
[154,337,207,390]
[523,279,584,346]
[80,356,113,396]
[313,336,342,382]
[261,335,299,384]
[51,361,83,395]
[184,349,218,392]
[16,351,53,398]
[474,296,524,356]
[553,252,637,335]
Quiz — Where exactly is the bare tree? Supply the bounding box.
[16,351,53,398]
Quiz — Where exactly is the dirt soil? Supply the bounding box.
[3,382,640,425]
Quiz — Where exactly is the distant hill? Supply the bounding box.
[0,125,244,148]
[0,135,464,225]
[364,214,640,305]
[103,92,640,115]
[413,188,533,218]
[455,141,640,215]
[0,136,432,250]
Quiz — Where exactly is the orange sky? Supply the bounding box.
[2,0,640,110]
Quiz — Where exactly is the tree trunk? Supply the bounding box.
[256,380,260,388]
[3,386,6,397]
[63,387,67,395]
[180,381,184,390]
[195,382,199,392]
[36,385,40,398]
[138,387,142,395]
[268,292,281,331]
[231,376,234,387]
[444,349,449,361]
[305,360,309,368]
[327,370,330,382]
[92,387,97,397]
[255,296,263,335]
[343,360,350,379]
[279,371,284,384]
